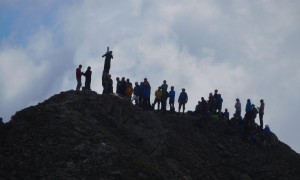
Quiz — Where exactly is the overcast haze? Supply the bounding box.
[1,0,300,153]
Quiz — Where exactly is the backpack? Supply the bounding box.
[253,107,258,115]
[126,86,134,96]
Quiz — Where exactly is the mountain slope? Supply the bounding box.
[0,91,300,180]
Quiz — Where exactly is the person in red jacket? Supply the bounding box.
[76,64,83,92]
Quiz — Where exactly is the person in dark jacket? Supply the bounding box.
[168,86,175,112]
[102,50,113,73]
[195,101,201,114]
[234,98,241,118]
[245,99,252,120]
[216,94,223,115]
[142,78,151,110]
[107,74,113,93]
[139,82,144,105]
[200,97,208,120]
[116,77,122,94]
[160,80,168,113]
[76,64,83,92]
[178,88,188,114]
[102,73,109,94]
[132,82,141,104]
[120,77,127,96]
[223,108,230,121]
[82,66,92,91]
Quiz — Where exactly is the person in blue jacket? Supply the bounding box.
[178,88,188,114]
[245,99,252,113]
[245,99,253,121]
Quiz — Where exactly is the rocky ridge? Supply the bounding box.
[0,90,300,180]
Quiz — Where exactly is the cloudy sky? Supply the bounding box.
[0,0,299,153]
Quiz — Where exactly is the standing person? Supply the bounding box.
[143,78,151,109]
[234,98,241,118]
[116,77,122,94]
[200,97,208,120]
[126,79,134,100]
[76,65,83,92]
[139,82,144,105]
[152,87,163,111]
[82,66,92,92]
[208,93,214,113]
[213,89,218,113]
[102,49,113,74]
[168,86,175,112]
[245,99,252,113]
[132,82,141,105]
[102,73,109,94]
[107,74,113,93]
[258,99,265,129]
[120,77,127,96]
[216,94,223,115]
[245,99,253,122]
[178,88,188,114]
[160,80,168,113]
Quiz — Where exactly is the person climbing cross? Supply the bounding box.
[102,47,113,74]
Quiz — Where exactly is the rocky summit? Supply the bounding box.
[0,91,300,180]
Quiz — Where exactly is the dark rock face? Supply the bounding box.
[0,90,300,180]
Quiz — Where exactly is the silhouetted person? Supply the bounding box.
[245,99,252,113]
[208,93,214,113]
[102,73,109,94]
[142,78,151,110]
[139,82,144,105]
[216,94,223,115]
[223,108,230,121]
[76,64,83,92]
[200,97,208,120]
[195,101,201,114]
[102,49,113,74]
[116,77,122,94]
[120,77,127,96]
[245,99,252,120]
[258,99,265,129]
[178,88,188,114]
[132,82,141,104]
[213,89,218,113]
[107,74,113,93]
[83,66,92,91]
[234,98,241,118]
[160,80,168,113]
[168,86,175,112]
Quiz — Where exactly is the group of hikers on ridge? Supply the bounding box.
[75,47,275,146]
